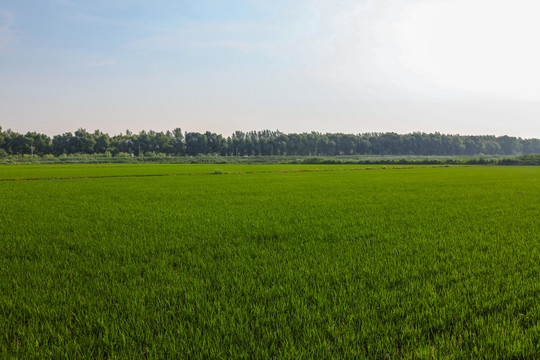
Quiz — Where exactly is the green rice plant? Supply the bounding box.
[0,165,539,359]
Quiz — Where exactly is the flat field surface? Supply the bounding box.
[0,163,388,180]
[1,164,539,359]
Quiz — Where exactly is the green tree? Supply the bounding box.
[172,128,185,155]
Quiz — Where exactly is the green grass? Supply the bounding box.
[0,163,392,180]
[1,165,539,359]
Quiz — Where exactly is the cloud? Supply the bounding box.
[125,36,252,52]
[119,0,434,102]
[0,9,16,48]
[395,0,540,101]
[84,60,117,67]
[119,1,312,54]
[124,22,251,51]
[50,0,76,6]
[262,0,540,103]
[123,19,267,52]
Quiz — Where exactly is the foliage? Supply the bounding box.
[1,126,539,158]
[498,154,540,165]
[1,153,538,166]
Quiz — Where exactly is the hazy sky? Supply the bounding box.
[1,0,539,137]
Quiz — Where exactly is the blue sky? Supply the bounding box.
[1,0,540,137]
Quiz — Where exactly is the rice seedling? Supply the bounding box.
[1,165,539,358]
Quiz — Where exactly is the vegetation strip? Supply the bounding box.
[1,126,539,157]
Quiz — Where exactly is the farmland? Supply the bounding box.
[1,164,539,359]
[0,163,388,180]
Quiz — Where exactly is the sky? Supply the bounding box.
[1,0,539,138]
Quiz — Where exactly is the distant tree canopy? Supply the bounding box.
[0,126,539,157]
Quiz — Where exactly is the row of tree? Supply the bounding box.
[1,126,539,157]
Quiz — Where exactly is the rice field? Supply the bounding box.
[0,163,388,180]
[1,164,539,359]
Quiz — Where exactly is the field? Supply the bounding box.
[0,163,388,180]
[1,164,539,359]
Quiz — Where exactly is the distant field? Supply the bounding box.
[1,165,539,358]
[0,163,394,180]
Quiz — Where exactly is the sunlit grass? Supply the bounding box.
[0,163,391,180]
[1,165,539,358]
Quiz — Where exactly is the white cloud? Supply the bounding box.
[120,0,540,103]
[121,10,312,55]
[84,60,117,67]
[267,0,540,102]
[124,20,257,51]
[267,0,438,101]
[396,0,540,101]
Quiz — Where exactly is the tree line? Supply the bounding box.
[1,126,539,157]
